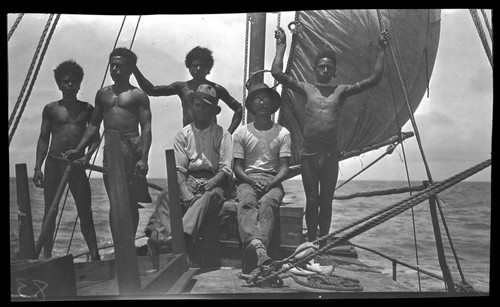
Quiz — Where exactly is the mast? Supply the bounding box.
[246,12,266,124]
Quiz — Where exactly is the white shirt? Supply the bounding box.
[233,122,291,174]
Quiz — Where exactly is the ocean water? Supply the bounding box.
[9,177,490,293]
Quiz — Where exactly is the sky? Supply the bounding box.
[7,10,492,182]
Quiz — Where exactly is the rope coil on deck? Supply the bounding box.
[288,273,363,292]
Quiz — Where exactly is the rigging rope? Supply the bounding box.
[257,159,491,286]
[9,14,55,130]
[271,12,281,123]
[480,9,493,42]
[277,11,300,126]
[63,15,142,255]
[469,9,493,68]
[377,9,422,291]
[242,13,251,125]
[9,14,60,146]
[7,13,24,41]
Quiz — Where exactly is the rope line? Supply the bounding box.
[480,9,493,42]
[63,15,140,256]
[9,14,60,146]
[271,12,281,123]
[242,13,251,125]
[9,14,55,140]
[7,13,24,41]
[377,9,423,291]
[469,9,493,68]
[258,159,491,285]
[277,11,300,125]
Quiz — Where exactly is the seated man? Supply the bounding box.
[145,84,233,256]
[232,83,291,274]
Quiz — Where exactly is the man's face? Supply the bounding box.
[192,98,214,124]
[314,57,336,83]
[109,56,132,82]
[189,59,208,80]
[251,92,274,117]
[58,74,81,96]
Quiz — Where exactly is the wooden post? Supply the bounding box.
[246,12,266,124]
[34,164,72,258]
[165,149,186,254]
[105,130,141,295]
[15,164,36,259]
[428,194,456,292]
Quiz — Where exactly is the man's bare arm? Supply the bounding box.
[135,91,152,176]
[267,157,290,190]
[343,29,390,98]
[233,158,255,187]
[271,27,305,95]
[33,105,51,187]
[216,84,243,134]
[133,66,178,97]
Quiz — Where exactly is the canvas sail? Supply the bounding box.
[278,9,441,166]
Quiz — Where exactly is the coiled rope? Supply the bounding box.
[257,158,491,286]
[288,272,363,292]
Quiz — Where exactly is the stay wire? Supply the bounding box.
[62,15,136,257]
[377,9,422,292]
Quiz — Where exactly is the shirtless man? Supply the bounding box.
[64,47,152,236]
[133,46,242,134]
[34,60,100,260]
[271,27,390,247]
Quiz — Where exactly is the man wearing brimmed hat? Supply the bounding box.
[272,27,390,248]
[145,84,233,261]
[233,82,291,274]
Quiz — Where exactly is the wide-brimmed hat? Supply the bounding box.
[244,83,281,115]
[189,84,221,115]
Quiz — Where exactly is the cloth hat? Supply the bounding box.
[244,83,282,115]
[190,84,221,115]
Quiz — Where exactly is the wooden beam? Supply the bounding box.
[15,164,36,259]
[48,155,163,191]
[246,12,266,124]
[105,130,141,295]
[141,253,189,295]
[165,149,186,254]
[34,164,72,258]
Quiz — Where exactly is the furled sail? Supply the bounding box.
[278,10,441,166]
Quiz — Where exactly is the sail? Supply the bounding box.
[279,10,441,166]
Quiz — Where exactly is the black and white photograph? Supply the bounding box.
[8,9,491,300]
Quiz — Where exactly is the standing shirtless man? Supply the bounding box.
[271,27,390,247]
[34,60,100,260]
[133,46,242,134]
[64,47,152,237]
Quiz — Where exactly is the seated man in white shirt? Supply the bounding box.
[233,83,291,274]
[145,84,233,257]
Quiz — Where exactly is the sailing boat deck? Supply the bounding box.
[188,257,412,296]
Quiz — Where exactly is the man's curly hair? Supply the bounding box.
[53,60,84,85]
[314,48,337,68]
[185,46,214,73]
[109,47,138,68]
